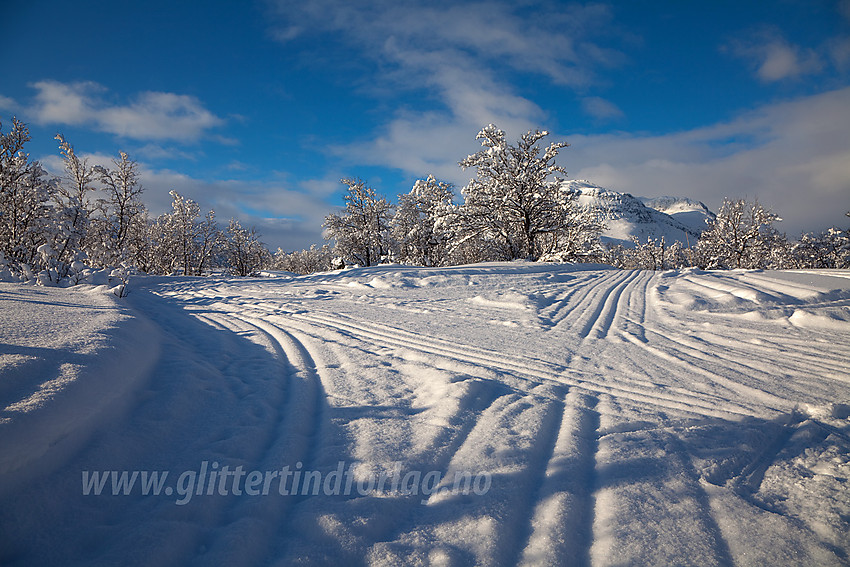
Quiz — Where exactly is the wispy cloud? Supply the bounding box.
[727,29,823,82]
[23,80,225,142]
[581,97,625,121]
[0,95,16,112]
[269,0,622,84]
[724,4,850,85]
[267,0,627,181]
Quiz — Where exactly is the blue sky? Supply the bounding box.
[1,0,849,250]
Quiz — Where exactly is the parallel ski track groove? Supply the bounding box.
[563,271,629,336]
[517,391,599,567]
[508,392,568,567]
[663,323,848,381]
[539,271,619,331]
[582,270,642,340]
[621,326,793,414]
[538,287,580,327]
[682,328,850,376]
[215,313,327,480]
[270,309,754,420]
[171,310,327,566]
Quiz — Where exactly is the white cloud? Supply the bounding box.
[757,42,822,82]
[133,143,199,162]
[726,28,825,82]
[25,80,224,142]
[97,91,223,141]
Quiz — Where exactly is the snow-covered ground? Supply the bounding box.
[1,263,849,566]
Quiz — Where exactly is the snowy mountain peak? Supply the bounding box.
[640,196,716,236]
[560,180,714,247]
[640,195,713,215]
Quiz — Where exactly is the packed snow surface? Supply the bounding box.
[1,263,849,566]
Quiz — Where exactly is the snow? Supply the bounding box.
[1,264,849,565]
[640,195,716,235]
[566,180,713,246]
[0,284,159,489]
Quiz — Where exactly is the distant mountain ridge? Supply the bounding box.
[561,180,715,247]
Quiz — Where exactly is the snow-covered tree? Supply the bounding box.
[52,134,97,273]
[792,219,850,269]
[535,182,605,262]
[323,178,393,267]
[627,236,691,270]
[633,236,667,270]
[391,175,455,266]
[93,150,147,266]
[697,198,785,269]
[0,118,56,269]
[458,124,570,260]
[151,191,220,275]
[223,218,268,276]
[125,209,157,273]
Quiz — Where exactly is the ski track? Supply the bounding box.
[590,395,735,567]
[160,268,850,564]
[277,308,754,421]
[3,265,849,566]
[518,389,599,567]
[561,271,627,336]
[581,270,642,341]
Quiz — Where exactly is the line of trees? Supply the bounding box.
[2,116,848,284]
[605,199,849,270]
[0,117,268,286]
[323,125,605,268]
[321,125,849,271]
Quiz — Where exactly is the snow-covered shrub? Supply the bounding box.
[223,218,269,276]
[696,198,786,269]
[791,216,850,269]
[271,245,335,274]
[148,191,221,276]
[601,238,693,270]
